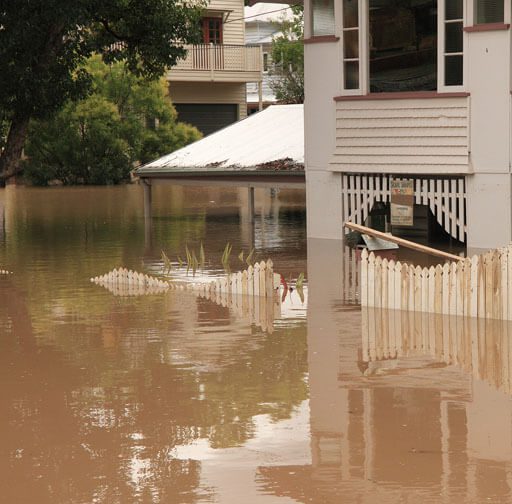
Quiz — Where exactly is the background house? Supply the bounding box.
[244,3,294,114]
[167,0,263,136]
[300,0,512,250]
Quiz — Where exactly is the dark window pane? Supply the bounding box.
[343,0,358,28]
[369,1,437,93]
[312,0,335,35]
[345,61,359,89]
[475,0,504,24]
[445,55,463,85]
[344,30,359,58]
[445,22,463,53]
[446,0,463,20]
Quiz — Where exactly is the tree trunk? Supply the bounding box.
[0,114,30,185]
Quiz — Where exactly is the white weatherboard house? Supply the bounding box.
[300,0,511,250]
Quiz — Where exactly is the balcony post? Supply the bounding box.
[210,43,214,81]
[258,80,263,111]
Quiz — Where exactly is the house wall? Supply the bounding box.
[465,29,512,250]
[213,0,245,45]
[169,82,247,119]
[303,0,512,249]
[331,96,470,174]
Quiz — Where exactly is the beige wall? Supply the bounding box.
[210,0,245,45]
[169,82,247,119]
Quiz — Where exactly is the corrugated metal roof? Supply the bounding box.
[244,3,294,23]
[137,104,304,175]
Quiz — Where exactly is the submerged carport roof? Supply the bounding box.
[135,104,304,187]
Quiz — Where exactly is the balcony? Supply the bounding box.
[167,44,262,83]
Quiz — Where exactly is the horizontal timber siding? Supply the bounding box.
[330,97,470,174]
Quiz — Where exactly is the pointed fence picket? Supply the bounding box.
[360,244,512,322]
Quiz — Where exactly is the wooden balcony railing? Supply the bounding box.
[172,44,262,73]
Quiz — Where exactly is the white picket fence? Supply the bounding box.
[90,260,280,302]
[187,262,281,334]
[179,260,280,300]
[360,245,512,321]
[90,268,170,296]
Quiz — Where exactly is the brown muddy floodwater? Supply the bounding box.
[0,185,511,504]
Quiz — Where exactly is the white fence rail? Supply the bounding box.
[361,245,512,321]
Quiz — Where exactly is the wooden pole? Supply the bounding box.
[344,221,464,262]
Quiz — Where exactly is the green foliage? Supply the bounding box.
[0,0,205,178]
[161,250,172,274]
[23,57,202,185]
[245,248,255,266]
[221,242,233,270]
[269,6,304,104]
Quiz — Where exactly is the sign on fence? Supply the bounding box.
[390,179,414,226]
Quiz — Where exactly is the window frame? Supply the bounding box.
[340,0,368,95]
[201,17,223,45]
[438,0,467,92]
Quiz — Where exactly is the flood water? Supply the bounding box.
[0,185,511,503]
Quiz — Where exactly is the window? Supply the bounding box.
[369,1,437,93]
[311,0,335,36]
[201,17,223,44]
[263,53,269,72]
[342,0,359,89]
[444,0,463,86]
[474,0,504,24]
[340,0,466,94]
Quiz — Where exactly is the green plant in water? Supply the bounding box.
[199,242,205,268]
[192,250,199,276]
[295,272,305,303]
[221,242,232,269]
[185,244,192,273]
[177,255,184,267]
[245,248,255,266]
[161,250,172,274]
[238,250,244,262]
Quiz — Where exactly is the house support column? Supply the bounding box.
[143,180,152,221]
[306,170,343,241]
[466,173,512,252]
[248,186,255,223]
[258,81,263,111]
[143,180,153,250]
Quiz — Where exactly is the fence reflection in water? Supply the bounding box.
[362,306,512,395]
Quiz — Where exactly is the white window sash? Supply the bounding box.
[438,0,467,92]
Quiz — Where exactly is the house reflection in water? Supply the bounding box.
[257,242,512,503]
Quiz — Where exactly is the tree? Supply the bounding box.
[269,6,304,104]
[23,57,201,185]
[0,0,204,183]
